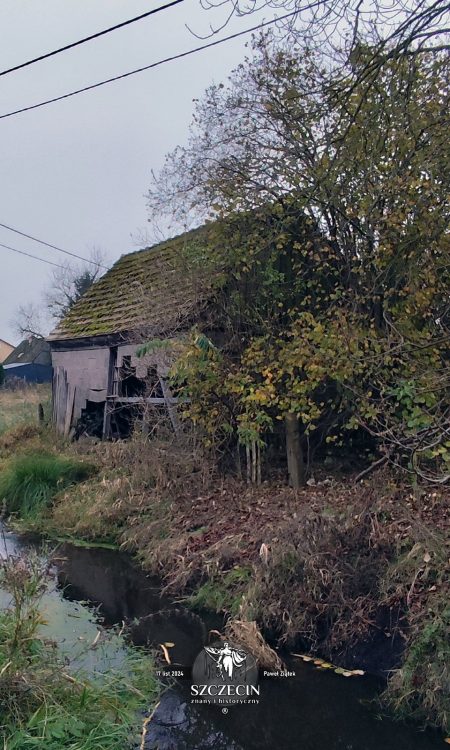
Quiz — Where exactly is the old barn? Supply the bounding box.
[48,227,212,439]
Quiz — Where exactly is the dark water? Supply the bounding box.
[0,527,444,750]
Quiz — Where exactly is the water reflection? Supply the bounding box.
[54,544,443,750]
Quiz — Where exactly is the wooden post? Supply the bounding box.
[64,385,76,436]
[285,412,305,488]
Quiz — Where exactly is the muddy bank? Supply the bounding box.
[55,520,407,681]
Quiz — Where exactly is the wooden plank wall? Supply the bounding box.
[52,366,69,434]
[51,348,109,433]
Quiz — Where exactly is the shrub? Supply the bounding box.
[383,605,450,733]
[0,453,95,519]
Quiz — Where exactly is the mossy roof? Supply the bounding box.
[48,226,214,342]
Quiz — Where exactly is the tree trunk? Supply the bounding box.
[285,413,305,488]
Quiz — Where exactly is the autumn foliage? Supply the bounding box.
[147,40,450,484]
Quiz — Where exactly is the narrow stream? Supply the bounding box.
[0,526,444,750]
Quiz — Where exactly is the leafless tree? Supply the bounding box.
[12,302,48,339]
[195,0,450,58]
[44,247,107,322]
[12,247,108,339]
[191,0,450,117]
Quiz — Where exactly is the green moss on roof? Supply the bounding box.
[48,226,215,342]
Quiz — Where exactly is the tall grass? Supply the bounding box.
[0,453,95,518]
[0,384,51,436]
[0,553,159,750]
[383,605,450,734]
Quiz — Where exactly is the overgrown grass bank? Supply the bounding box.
[0,391,96,522]
[1,423,448,735]
[384,605,449,733]
[49,439,450,733]
[0,553,159,749]
[0,452,95,519]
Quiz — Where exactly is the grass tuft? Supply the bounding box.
[0,453,96,519]
[383,606,449,733]
[0,552,159,749]
[186,566,252,616]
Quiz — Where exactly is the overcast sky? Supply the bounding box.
[0,0,270,345]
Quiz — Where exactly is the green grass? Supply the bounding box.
[1,629,159,750]
[53,536,119,550]
[0,553,160,749]
[383,605,450,733]
[0,453,96,519]
[186,566,252,616]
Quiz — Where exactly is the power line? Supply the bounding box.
[0,222,108,268]
[0,1,184,78]
[0,241,67,269]
[0,10,299,121]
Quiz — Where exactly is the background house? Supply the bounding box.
[2,336,52,384]
[48,227,212,438]
[0,338,14,364]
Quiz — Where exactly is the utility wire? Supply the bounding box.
[0,241,67,269]
[0,10,299,121]
[0,222,108,268]
[0,1,184,78]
